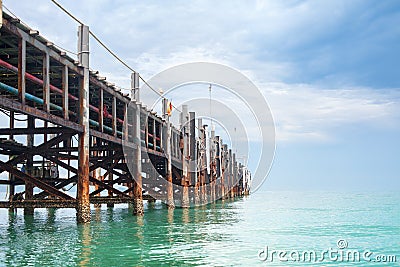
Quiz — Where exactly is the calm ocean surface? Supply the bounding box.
[0,191,398,266]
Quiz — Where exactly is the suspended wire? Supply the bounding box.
[3,5,20,21]
[0,108,28,121]
[50,0,83,24]
[3,4,77,57]
[50,0,181,113]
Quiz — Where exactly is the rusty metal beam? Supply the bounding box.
[0,127,76,135]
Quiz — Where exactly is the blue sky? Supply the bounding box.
[4,0,400,191]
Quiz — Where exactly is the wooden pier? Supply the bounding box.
[0,8,251,222]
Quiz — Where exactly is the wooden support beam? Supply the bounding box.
[233,153,237,198]
[89,176,127,196]
[62,65,69,120]
[99,88,104,132]
[8,111,15,209]
[89,176,130,198]
[216,137,224,200]
[34,177,77,199]
[198,120,207,204]
[0,127,77,135]
[107,155,115,207]
[180,105,189,208]
[24,116,34,215]
[0,160,74,200]
[0,133,72,175]
[42,52,50,112]
[112,96,117,136]
[77,24,90,223]
[18,38,26,105]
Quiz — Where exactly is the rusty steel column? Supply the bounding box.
[222,144,228,200]
[180,105,189,208]
[76,25,90,223]
[62,65,69,120]
[239,163,243,196]
[133,102,144,215]
[98,88,103,132]
[227,149,232,199]
[198,120,207,204]
[189,112,196,206]
[210,129,216,203]
[216,136,223,201]
[112,96,117,136]
[93,137,101,209]
[8,111,15,212]
[107,159,114,208]
[24,116,34,215]
[194,130,201,205]
[232,152,236,198]
[163,98,174,209]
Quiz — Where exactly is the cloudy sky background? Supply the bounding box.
[5,0,400,191]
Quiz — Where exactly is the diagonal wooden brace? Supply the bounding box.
[0,160,74,200]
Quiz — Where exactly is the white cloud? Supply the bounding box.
[4,0,399,146]
[262,82,400,142]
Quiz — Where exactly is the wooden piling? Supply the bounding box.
[215,136,223,201]
[163,99,174,209]
[198,120,207,204]
[24,116,34,215]
[189,112,196,206]
[133,102,144,215]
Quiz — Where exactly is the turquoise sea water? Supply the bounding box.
[0,191,399,266]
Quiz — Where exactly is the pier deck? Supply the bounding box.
[0,8,251,222]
